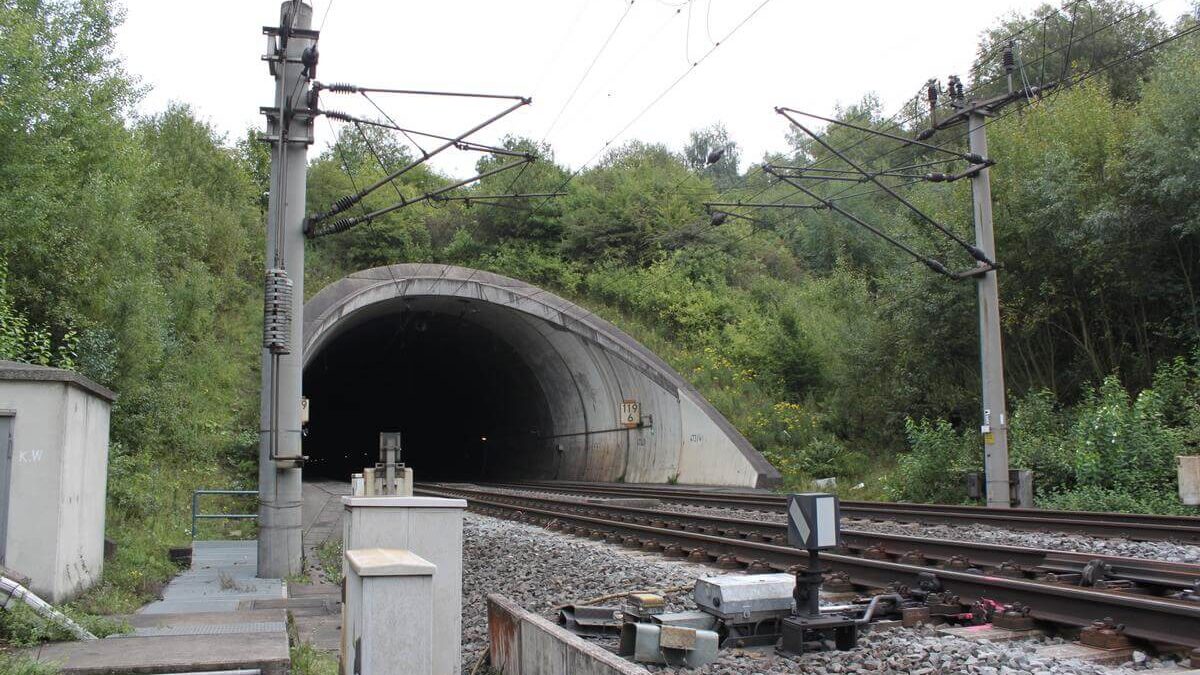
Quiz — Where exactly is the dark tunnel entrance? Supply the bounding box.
[302,301,552,481]
[301,265,780,488]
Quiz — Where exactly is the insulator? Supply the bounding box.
[333,194,360,213]
[263,269,294,354]
[1003,43,1015,73]
[322,109,351,122]
[926,80,939,107]
[301,45,319,79]
[923,258,951,277]
[966,244,993,265]
[925,173,950,182]
[947,75,963,103]
[324,82,358,93]
[312,217,356,238]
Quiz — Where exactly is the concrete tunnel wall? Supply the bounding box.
[302,264,780,488]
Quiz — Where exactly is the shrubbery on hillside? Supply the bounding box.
[886,356,1200,513]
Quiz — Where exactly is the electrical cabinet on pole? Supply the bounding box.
[259,0,317,577]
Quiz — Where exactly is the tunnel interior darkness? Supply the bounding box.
[302,299,553,481]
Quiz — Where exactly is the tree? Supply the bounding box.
[971,1,1167,101]
[561,142,711,265]
[683,123,742,189]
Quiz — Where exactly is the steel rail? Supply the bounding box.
[417,484,1200,649]
[425,484,1200,592]
[493,481,1200,544]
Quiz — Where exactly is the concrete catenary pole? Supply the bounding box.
[259,0,314,577]
[967,111,1011,509]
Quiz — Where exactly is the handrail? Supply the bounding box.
[191,489,259,540]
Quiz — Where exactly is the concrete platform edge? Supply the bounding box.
[488,593,648,675]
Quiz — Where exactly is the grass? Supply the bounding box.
[290,641,338,675]
[70,458,252,616]
[314,538,343,586]
[0,602,129,654]
[0,654,59,675]
[288,615,338,675]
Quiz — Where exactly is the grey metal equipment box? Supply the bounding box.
[787,492,841,551]
[693,573,795,619]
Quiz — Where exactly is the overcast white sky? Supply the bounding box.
[115,0,1192,178]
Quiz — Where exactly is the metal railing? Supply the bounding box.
[191,489,259,539]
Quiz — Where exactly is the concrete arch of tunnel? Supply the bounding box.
[301,264,780,488]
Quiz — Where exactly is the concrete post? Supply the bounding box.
[342,496,466,674]
[343,548,436,675]
[968,111,1012,509]
[259,0,314,578]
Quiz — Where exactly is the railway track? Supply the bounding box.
[417,482,1200,650]
[484,480,1200,544]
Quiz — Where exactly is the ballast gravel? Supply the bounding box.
[660,503,1200,564]
[459,512,1182,675]
[463,485,1200,563]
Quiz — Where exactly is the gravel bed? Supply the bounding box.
[460,511,1186,675]
[660,502,1200,564]
[452,485,1200,563]
[461,512,705,673]
[649,627,1179,674]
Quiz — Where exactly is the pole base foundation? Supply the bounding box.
[778,614,859,656]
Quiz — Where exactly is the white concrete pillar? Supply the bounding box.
[343,548,435,675]
[341,496,466,675]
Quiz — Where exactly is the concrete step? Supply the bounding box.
[249,583,343,652]
[115,608,287,637]
[21,631,290,674]
[21,608,291,673]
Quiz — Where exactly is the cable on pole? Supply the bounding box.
[306,157,535,238]
[308,97,530,227]
[763,167,956,278]
[776,108,993,266]
[316,82,528,101]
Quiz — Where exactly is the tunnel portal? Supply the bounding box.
[302,264,780,488]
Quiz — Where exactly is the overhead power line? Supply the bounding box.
[506,0,775,313]
[542,0,637,141]
[308,89,530,228]
[307,157,534,238]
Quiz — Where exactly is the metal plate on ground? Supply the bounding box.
[118,621,288,638]
[659,625,697,650]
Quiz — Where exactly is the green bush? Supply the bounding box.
[885,419,980,504]
[886,363,1197,513]
[1039,485,1192,515]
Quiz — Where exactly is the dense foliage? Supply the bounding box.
[0,0,263,625]
[305,3,1200,513]
[1,5,1199,657]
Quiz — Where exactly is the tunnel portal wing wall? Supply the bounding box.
[303,264,781,489]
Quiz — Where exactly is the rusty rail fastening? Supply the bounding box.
[416,483,1200,650]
